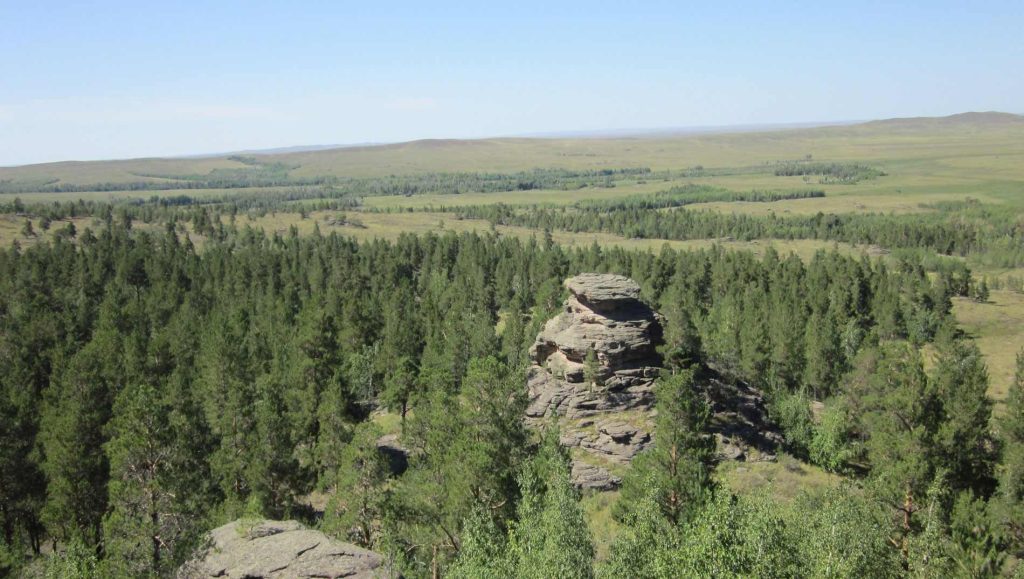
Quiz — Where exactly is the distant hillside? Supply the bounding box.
[2,111,1023,191]
[862,111,1024,128]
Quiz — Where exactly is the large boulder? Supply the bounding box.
[526,273,783,490]
[177,519,393,579]
[526,274,663,489]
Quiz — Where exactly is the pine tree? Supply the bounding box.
[803,308,844,398]
[993,351,1024,556]
[738,287,769,387]
[500,303,529,369]
[930,338,995,495]
[381,356,417,425]
[658,284,702,370]
[40,332,121,547]
[616,369,715,525]
[247,371,300,517]
[102,382,206,577]
[196,310,258,515]
[852,343,940,565]
[322,422,390,548]
[389,356,528,573]
[701,293,741,373]
[0,357,46,555]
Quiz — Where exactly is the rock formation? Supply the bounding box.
[526,273,663,490]
[526,273,783,491]
[177,519,393,579]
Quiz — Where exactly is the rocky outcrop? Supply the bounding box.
[177,519,393,579]
[526,273,663,490]
[526,273,783,491]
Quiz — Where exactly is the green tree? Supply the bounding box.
[772,388,815,458]
[658,284,702,370]
[247,371,300,517]
[670,492,797,578]
[851,344,940,565]
[389,356,527,574]
[40,332,121,547]
[43,537,100,579]
[322,422,390,548]
[616,369,715,525]
[993,351,1024,556]
[809,399,859,472]
[930,338,995,495]
[602,481,682,578]
[102,381,208,577]
[196,310,258,515]
[381,356,417,425]
[791,486,901,578]
[738,287,770,386]
[451,426,594,579]
[510,452,594,579]
[803,309,844,398]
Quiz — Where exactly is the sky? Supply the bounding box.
[1,1,1022,165]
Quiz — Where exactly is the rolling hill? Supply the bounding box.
[2,112,1023,189]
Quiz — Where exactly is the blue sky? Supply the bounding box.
[2,1,1022,165]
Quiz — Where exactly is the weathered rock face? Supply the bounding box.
[177,519,393,579]
[526,273,663,490]
[527,273,783,490]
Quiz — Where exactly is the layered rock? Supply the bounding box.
[177,519,393,579]
[526,273,783,490]
[526,273,663,489]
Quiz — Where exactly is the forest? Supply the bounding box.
[0,197,1021,577]
[2,115,1024,577]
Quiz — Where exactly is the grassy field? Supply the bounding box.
[953,291,1024,408]
[4,113,1024,213]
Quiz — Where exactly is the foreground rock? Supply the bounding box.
[526,273,782,490]
[177,519,392,579]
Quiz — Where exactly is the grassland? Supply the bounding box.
[953,291,1024,408]
[5,112,1024,209]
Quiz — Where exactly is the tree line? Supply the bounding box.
[451,200,1024,266]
